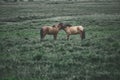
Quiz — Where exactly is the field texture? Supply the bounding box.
[0,0,120,80]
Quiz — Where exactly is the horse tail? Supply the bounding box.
[82,29,85,39]
[40,28,43,40]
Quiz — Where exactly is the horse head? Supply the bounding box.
[57,23,64,29]
[57,23,72,29]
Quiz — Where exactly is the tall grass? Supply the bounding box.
[0,0,120,80]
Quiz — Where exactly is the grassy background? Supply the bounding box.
[0,0,120,80]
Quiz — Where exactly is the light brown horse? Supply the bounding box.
[40,23,63,40]
[61,24,85,40]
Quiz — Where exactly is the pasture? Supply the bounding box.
[0,0,120,80]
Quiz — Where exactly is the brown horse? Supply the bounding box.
[40,23,63,40]
[61,24,85,40]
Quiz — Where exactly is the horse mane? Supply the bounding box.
[64,23,72,27]
[52,25,56,27]
[61,23,72,28]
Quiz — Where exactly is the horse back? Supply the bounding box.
[67,26,84,34]
[66,26,79,34]
[42,26,59,34]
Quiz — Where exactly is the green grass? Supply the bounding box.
[0,0,120,80]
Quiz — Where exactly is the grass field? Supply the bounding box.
[0,0,120,80]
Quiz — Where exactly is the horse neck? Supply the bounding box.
[63,27,69,32]
[64,27,69,30]
[56,25,62,30]
[53,26,61,31]
[58,27,61,30]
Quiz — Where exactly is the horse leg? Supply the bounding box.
[41,33,46,41]
[43,33,46,40]
[53,34,57,40]
[67,34,70,40]
[79,31,83,40]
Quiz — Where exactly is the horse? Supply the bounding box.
[40,23,63,41]
[61,24,85,40]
